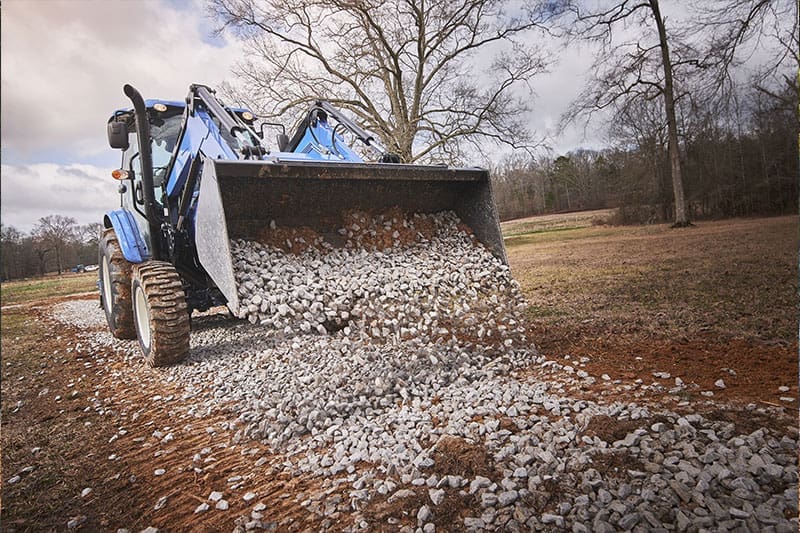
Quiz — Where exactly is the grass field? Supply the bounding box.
[505,214,798,344]
[0,271,98,307]
[500,208,615,237]
[3,215,796,344]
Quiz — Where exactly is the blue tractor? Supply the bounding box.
[99,84,505,366]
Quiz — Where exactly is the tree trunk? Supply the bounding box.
[650,0,690,227]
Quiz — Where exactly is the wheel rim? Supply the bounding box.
[134,284,151,350]
[101,255,113,311]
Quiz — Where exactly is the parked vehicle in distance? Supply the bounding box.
[72,264,86,273]
[84,264,99,272]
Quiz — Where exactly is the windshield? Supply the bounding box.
[150,113,183,169]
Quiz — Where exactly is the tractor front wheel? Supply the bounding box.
[99,228,136,339]
[131,261,190,367]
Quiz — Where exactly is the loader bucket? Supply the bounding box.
[194,157,507,315]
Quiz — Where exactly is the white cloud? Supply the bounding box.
[1,163,119,232]
[0,0,244,164]
[0,0,247,231]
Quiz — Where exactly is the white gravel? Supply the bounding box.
[49,211,798,532]
[52,299,105,329]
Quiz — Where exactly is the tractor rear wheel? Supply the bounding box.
[99,228,136,339]
[131,261,190,366]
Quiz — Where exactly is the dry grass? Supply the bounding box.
[506,215,798,343]
[500,208,615,237]
[1,272,98,307]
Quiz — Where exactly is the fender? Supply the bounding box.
[103,209,150,263]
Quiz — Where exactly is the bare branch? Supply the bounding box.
[209,0,551,163]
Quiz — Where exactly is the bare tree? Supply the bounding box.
[559,0,700,226]
[209,0,554,163]
[76,223,104,246]
[32,215,77,275]
[692,0,797,105]
[1,224,24,281]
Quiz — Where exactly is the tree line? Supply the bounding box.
[1,216,102,281]
[2,0,796,280]
[2,74,795,282]
[492,77,798,223]
[213,0,796,227]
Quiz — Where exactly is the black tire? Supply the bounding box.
[99,228,136,339]
[131,261,190,367]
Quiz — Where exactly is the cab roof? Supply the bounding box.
[108,99,253,122]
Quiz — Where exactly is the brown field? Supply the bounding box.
[1,213,797,530]
[500,208,615,236]
[506,214,798,405]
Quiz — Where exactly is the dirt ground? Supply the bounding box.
[508,215,798,408]
[1,214,797,531]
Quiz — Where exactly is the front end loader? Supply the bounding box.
[100,84,506,366]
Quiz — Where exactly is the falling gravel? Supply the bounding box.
[230,211,527,347]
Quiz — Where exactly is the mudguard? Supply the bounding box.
[103,209,150,263]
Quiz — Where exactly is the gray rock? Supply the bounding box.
[67,516,87,529]
[429,488,446,506]
[730,508,751,519]
[541,513,565,527]
[417,505,432,523]
[463,517,485,529]
[389,489,417,503]
[470,476,491,494]
[481,492,498,507]
[497,490,518,507]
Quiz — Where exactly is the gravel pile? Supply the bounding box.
[51,300,104,329]
[49,208,798,531]
[166,322,797,531]
[231,211,526,347]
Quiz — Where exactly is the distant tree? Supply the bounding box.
[32,215,77,275]
[76,223,103,246]
[559,0,699,226]
[209,0,554,163]
[31,239,50,277]
[1,224,25,280]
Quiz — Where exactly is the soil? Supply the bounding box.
[528,325,798,408]
[2,215,797,531]
[1,302,349,532]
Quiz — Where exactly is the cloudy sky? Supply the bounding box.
[1,0,599,233]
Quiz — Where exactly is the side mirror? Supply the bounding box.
[108,120,129,150]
